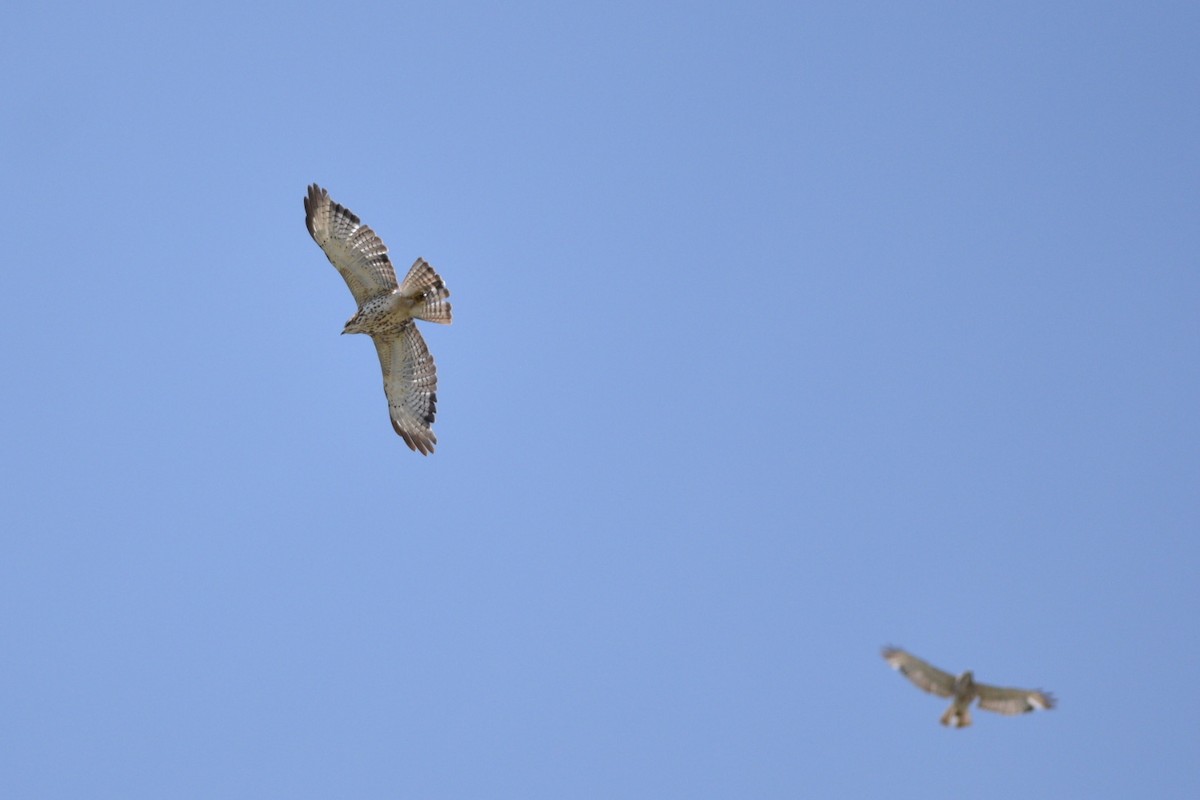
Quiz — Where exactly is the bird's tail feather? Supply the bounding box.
[401,258,452,324]
[940,707,972,728]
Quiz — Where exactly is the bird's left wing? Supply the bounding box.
[976,683,1056,715]
[304,184,398,304]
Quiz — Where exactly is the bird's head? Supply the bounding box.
[342,312,367,336]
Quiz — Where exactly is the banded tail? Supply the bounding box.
[400,257,452,324]
[941,706,972,728]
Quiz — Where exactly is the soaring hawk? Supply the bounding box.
[882,646,1056,728]
[304,184,452,454]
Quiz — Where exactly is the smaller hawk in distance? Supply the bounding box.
[304,184,452,454]
[882,646,1056,728]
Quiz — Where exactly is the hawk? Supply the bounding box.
[882,646,1056,728]
[304,184,452,454]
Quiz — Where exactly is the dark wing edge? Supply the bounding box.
[882,646,958,698]
[304,184,334,239]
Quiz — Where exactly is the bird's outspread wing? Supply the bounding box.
[373,324,438,455]
[882,647,958,698]
[976,683,1056,715]
[304,184,398,304]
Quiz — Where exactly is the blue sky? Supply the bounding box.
[2,1,1197,797]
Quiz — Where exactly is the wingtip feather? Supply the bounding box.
[391,416,436,455]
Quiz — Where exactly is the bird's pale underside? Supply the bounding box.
[304,184,451,454]
[882,646,1055,728]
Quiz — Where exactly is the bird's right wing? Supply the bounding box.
[373,322,439,455]
[882,647,958,698]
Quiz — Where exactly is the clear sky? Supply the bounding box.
[2,1,1197,797]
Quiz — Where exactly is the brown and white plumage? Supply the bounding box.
[882,646,1055,728]
[304,184,451,454]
